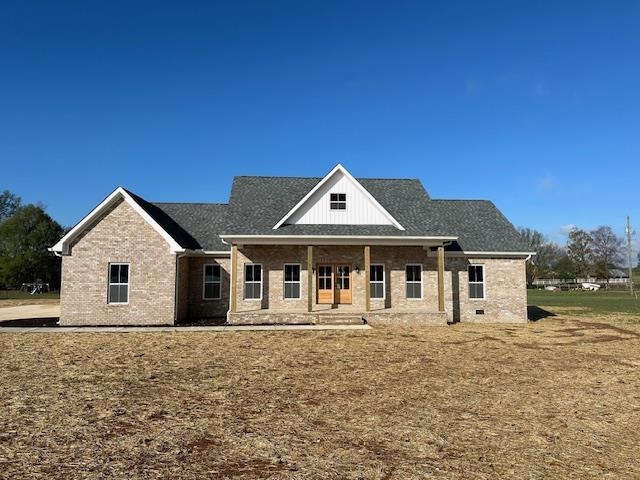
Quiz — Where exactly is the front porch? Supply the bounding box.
[225,242,450,326]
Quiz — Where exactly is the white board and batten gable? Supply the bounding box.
[273,164,404,230]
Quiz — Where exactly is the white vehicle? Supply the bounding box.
[581,282,601,291]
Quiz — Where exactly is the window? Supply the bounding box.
[405,264,422,299]
[370,264,385,299]
[203,264,221,300]
[108,263,129,304]
[330,193,346,210]
[244,264,262,300]
[284,264,301,299]
[468,265,485,299]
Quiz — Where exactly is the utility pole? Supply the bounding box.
[626,216,633,296]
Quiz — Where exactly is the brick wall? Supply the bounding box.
[228,245,527,324]
[447,256,527,323]
[60,199,177,326]
[184,256,231,319]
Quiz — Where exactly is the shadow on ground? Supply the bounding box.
[527,306,556,322]
[0,317,60,327]
[179,317,227,326]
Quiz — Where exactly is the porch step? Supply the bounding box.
[316,314,364,325]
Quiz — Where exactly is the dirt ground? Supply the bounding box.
[0,314,638,479]
[0,304,60,322]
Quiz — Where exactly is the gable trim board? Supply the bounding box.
[52,165,534,326]
[50,187,185,255]
[272,164,405,231]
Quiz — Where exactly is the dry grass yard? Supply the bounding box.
[1,314,639,479]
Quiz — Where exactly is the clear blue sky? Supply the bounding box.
[2,1,639,248]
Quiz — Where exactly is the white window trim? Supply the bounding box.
[283,263,302,300]
[370,264,385,300]
[244,263,263,301]
[329,192,347,211]
[203,263,222,300]
[107,262,130,305]
[405,263,423,300]
[468,264,486,300]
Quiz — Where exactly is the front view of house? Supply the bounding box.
[51,165,533,326]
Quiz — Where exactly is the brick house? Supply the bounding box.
[50,165,533,326]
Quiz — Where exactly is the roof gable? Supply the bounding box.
[272,164,404,230]
[50,187,186,255]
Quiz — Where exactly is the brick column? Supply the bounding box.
[231,244,238,313]
[307,245,313,312]
[437,245,445,312]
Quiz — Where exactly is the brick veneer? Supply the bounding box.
[60,199,177,326]
[183,256,231,320]
[227,245,527,324]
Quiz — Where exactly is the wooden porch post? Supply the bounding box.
[364,245,371,312]
[307,245,313,312]
[230,244,238,313]
[437,245,445,312]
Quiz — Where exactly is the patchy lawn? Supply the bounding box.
[1,316,639,479]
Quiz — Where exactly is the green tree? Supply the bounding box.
[0,205,63,289]
[553,254,578,280]
[589,226,624,282]
[0,190,21,223]
[567,228,593,278]
[519,227,563,284]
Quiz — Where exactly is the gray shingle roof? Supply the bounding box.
[128,175,529,254]
[152,203,229,251]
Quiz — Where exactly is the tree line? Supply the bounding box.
[0,190,64,290]
[519,225,634,285]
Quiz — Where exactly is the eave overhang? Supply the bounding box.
[49,187,185,255]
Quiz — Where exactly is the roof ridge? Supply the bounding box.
[153,201,228,206]
[431,199,492,203]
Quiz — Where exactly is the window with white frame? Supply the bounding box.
[370,264,385,299]
[283,264,301,299]
[108,263,129,304]
[405,264,422,299]
[244,264,262,300]
[203,264,221,300]
[468,264,485,299]
[330,193,346,210]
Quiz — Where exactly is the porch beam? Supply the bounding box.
[364,245,371,312]
[307,245,313,312]
[230,244,238,313]
[437,245,445,312]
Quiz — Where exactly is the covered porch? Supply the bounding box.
[221,235,456,326]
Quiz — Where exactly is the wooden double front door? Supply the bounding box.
[317,264,352,304]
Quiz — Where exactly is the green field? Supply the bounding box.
[528,288,640,316]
